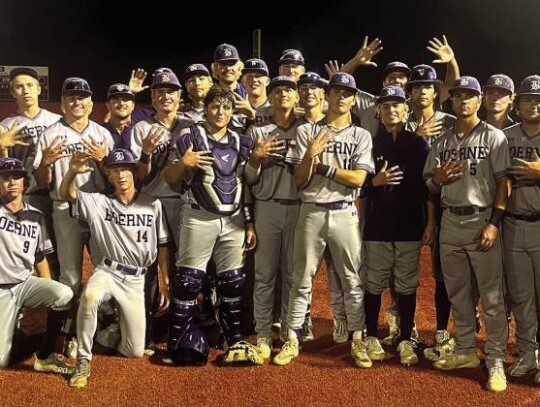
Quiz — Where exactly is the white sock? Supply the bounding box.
[352,330,363,340]
[288,329,298,340]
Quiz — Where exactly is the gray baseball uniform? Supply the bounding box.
[247,118,303,338]
[0,203,72,368]
[286,121,374,332]
[503,123,540,361]
[73,190,169,360]
[423,121,509,367]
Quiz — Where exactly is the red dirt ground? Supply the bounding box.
[0,248,539,406]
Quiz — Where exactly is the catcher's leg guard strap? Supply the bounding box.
[169,267,205,350]
[217,269,246,346]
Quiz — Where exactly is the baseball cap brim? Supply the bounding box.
[0,169,27,177]
[377,95,407,104]
[449,86,481,96]
[10,67,39,81]
[242,68,269,76]
[482,85,513,94]
[107,92,135,101]
[405,79,442,92]
[329,84,359,93]
[63,90,93,97]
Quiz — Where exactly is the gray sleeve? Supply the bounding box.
[37,214,54,255]
[130,123,145,160]
[286,124,311,165]
[72,190,96,222]
[351,129,375,172]
[155,199,171,246]
[489,129,511,180]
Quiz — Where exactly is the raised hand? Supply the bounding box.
[253,134,286,162]
[141,126,166,155]
[0,120,31,148]
[69,151,94,174]
[307,127,334,159]
[233,92,255,120]
[181,143,214,170]
[129,68,149,94]
[82,135,107,162]
[372,160,404,186]
[433,156,463,186]
[427,35,455,64]
[325,60,343,79]
[415,116,443,138]
[354,36,383,67]
[509,150,540,180]
[42,136,69,166]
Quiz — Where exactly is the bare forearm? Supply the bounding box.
[493,176,511,210]
[332,168,368,188]
[440,58,460,103]
[157,246,170,288]
[35,164,52,189]
[294,157,315,188]
[35,257,51,279]
[58,169,78,202]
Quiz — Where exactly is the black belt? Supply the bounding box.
[270,199,300,205]
[445,206,487,216]
[104,259,147,276]
[314,201,353,210]
[506,212,540,222]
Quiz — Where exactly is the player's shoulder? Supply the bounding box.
[15,203,46,224]
[88,120,112,135]
[137,191,163,208]
[479,121,507,140]
[503,122,521,138]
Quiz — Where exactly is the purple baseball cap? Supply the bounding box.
[242,58,269,76]
[279,49,305,66]
[328,72,358,93]
[267,76,297,93]
[449,76,482,96]
[383,61,411,79]
[107,83,135,101]
[298,72,326,89]
[483,74,515,94]
[214,43,240,63]
[10,67,39,81]
[184,64,211,81]
[405,64,442,91]
[62,77,92,97]
[151,69,181,90]
[0,157,27,177]
[516,75,540,97]
[105,149,137,168]
[377,85,407,104]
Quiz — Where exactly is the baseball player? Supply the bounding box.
[503,75,540,382]
[103,84,136,150]
[423,76,510,392]
[0,67,62,280]
[275,72,374,367]
[182,64,213,122]
[241,58,274,124]
[0,157,73,373]
[33,77,114,358]
[278,49,306,82]
[404,64,457,360]
[361,85,432,366]
[163,87,278,365]
[483,74,515,129]
[59,148,170,388]
[244,75,302,359]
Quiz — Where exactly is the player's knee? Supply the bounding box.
[216,269,245,298]
[51,284,74,311]
[172,267,205,300]
[82,288,104,309]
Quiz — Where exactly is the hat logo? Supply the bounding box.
[494,77,503,86]
[223,48,232,57]
[417,68,425,76]
[531,81,540,91]
[114,151,125,161]
[386,88,396,95]
[189,65,197,71]
[340,75,350,84]
[162,74,171,83]
[460,78,469,86]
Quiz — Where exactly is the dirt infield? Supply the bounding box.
[1,248,539,407]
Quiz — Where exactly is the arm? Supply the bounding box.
[245,133,285,186]
[129,68,149,94]
[35,136,69,188]
[156,245,170,317]
[136,126,167,183]
[427,35,459,104]
[0,120,30,156]
[163,143,213,186]
[294,128,334,188]
[340,36,383,74]
[422,196,436,246]
[243,185,257,251]
[34,256,51,279]
[326,167,368,189]
[58,152,94,202]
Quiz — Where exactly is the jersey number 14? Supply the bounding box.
[137,230,148,243]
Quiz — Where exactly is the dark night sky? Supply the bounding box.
[0,0,538,101]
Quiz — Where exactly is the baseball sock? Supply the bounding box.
[364,291,382,337]
[397,293,416,342]
[36,309,68,359]
[435,281,451,331]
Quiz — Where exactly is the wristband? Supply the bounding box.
[243,203,255,224]
[315,163,337,179]
[140,152,151,164]
[489,207,505,227]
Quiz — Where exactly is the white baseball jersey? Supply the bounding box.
[0,109,61,172]
[182,108,205,123]
[286,121,374,203]
[247,119,303,201]
[130,116,193,198]
[423,121,510,207]
[254,100,274,126]
[0,203,53,284]
[33,119,114,201]
[505,123,540,215]
[73,191,170,267]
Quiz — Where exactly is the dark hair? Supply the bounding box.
[204,86,236,109]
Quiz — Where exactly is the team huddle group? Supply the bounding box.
[0,35,539,393]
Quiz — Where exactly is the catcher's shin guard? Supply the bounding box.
[216,269,246,346]
[169,267,205,351]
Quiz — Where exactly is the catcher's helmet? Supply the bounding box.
[171,327,210,366]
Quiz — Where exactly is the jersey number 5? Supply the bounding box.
[469,162,477,175]
[137,230,148,243]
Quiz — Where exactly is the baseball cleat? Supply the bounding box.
[33,352,76,375]
[433,352,481,370]
[363,336,385,361]
[507,357,538,377]
[69,358,91,388]
[256,337,273,360]
[423,330,456,362]
[222,341,264,366]
[332,316,349,344]
[487,365,507,392]
[64,338,78,360]
[351,339,372,368]
[300,318,314,343]
[386,311,400,337]
[273,338,299,366]
[397,340,418,366]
